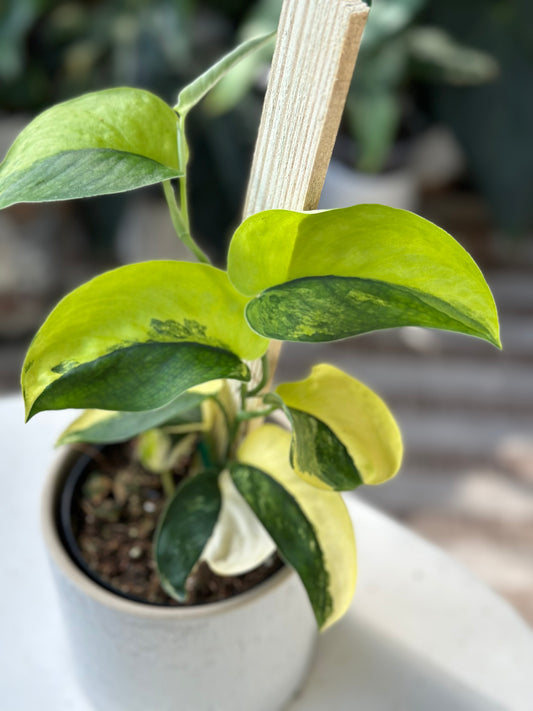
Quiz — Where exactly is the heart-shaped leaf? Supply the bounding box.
[22,261,268,420]
[227,205,500,347]
[235,424,357,630]
[155,469,222,601]
[0,88,182,208]
[276,364,402,490]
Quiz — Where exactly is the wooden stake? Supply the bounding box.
[243,0,369,392]
[244,0,369,217]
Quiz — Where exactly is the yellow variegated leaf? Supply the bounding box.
[236,423,356,629]
[227,206,500,348]
[276,364,402,490]
[22,261,268,419]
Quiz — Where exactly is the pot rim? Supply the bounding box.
[41,445,296,620]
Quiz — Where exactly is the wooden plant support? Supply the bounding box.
[243,0,370,383]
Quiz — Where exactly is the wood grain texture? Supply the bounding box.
[244,0,369,217]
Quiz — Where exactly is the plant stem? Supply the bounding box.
[162,180,209,264]
[211,394,232,436]
[162,422,206,435]
[197,440,212,469]
[240,383,247,409]
[236,404,279,422]
[177,114,191,233]
[246,352,270,397]
[160,469,175,499]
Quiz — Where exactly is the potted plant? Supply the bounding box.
[0,30,500,711]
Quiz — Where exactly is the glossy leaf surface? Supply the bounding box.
[235,424,357,630]
[227,205,500,346]
[155,469,221,601]
[175,33,275,116]
[276,364,402,490]
[23,262,268,419]
[0,88,182,208]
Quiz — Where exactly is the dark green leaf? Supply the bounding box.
[28,342,248,419]
[228,205,500,348]
[245,275,499,344]
[230,462,332,628]
[276,364,402,489]
[156,470,222,601]
[288,408,363,490]
[22,261,268,420]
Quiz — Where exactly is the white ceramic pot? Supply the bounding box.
[42,449,317,711]
[318,158,418,212]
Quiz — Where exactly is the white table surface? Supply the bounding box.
[1,394,532,710]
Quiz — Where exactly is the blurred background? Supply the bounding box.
[1,0,532,624]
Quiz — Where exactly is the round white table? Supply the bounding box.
[2,395,532,710]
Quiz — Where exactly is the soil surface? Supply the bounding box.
[68,441,283,605]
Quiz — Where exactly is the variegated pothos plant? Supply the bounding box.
[0,35,500,630]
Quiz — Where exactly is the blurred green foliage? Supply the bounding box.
[348,0,498,173]
[423,0,533,236]
[206,0,498,175]
[0,0,262,110]
[1,0,529,241]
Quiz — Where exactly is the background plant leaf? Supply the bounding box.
[235,424,357,630]
[276,364,402,490]
[22,261,268,419]
[227,205,500,347]
[0,88,182,208]
[155,469,222,601]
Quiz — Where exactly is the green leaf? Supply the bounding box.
[276,364,402,490]
[0,88,182,208]
[22,261,268,420]
[57,390,207,446]
[175,32,275,116]
[245,274,500,343]
[361,0,426,50]
[228,205,500,347]
[231,462,332,628]
[155,469,222,601]
[407,28,499,86]
[346,89,401,173]
[236,424,357,630]
[286,409,362,490]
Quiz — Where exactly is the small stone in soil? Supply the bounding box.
[71,442,283,605]
[129,546,143,560]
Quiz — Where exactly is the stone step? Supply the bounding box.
[348,315,533,361]
[356,467,533,523]
[396,407,533,462]
[278,342,533,412]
